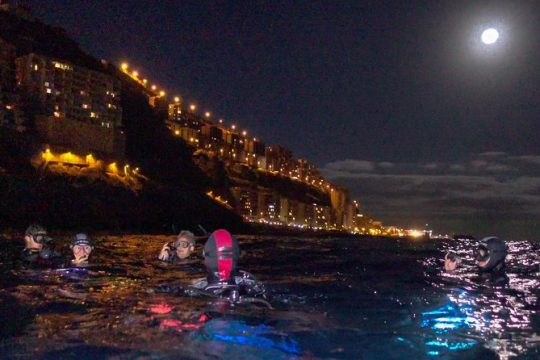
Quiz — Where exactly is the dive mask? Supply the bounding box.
[474,244,490,262]
[33,232,52,244]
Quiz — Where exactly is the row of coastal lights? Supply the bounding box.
[121,62,256,140]
[121,61,337,194]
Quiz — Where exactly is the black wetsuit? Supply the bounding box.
[475,262,509,287]
[156,270,268,306]
[21,247,63,267]
[188,270,266,298]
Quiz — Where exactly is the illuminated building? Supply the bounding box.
[265,144,292,173]
[244,138,266,168]
[200,123,224,153]
[16,53,125,157]
[257,190,280,220]
[293,158,320,180]
[0,37,22,127]
[230,186,258,220]
[344,201,360,231]
[166,101,206,145]
[279,198,305,226]
[223,130,245,162]
[329,185,348,228]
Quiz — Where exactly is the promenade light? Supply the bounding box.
[151,85,157,91]
[190,104,196,111]
[219,119,223,124]
[121,63,128,71]
[174,96,180,102]
[231,124,236,130]
[242,130,247,136]
[205,112,211,117]
[159,90,166,97]
[132,71,138,77]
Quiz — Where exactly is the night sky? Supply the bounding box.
[23,0,540,239]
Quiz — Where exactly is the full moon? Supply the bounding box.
[481,28,499,44]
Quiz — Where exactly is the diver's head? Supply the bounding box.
[172,230,195,259]
[474,236,507,272]
[71,233,94,264]
[24,223,51,250]
[203,229,239,284]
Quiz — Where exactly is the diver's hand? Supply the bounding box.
[72,255,89,265]
[444,253,459,272]
[158,243,172,261]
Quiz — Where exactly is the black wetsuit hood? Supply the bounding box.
[476,237,507,273]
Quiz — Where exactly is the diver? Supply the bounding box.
[70,233,94,267]
[156,229,270,308]
[21,223,62,266]
[158,230,196,262]
[444,236,509,286]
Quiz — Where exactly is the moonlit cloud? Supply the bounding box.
[324,159,375,175]
[322,153,540,238]
[378,162,395,169]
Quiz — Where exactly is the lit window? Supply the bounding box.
[52,61,72,71]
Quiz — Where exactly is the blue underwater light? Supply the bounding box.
[421,295,478,355]
[196,319,302,356]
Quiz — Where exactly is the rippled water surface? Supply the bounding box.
[1,234,539,359]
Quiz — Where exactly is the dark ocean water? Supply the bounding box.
[0,234,539,359]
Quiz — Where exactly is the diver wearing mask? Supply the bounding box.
[445,236,508,286]
[21,224,62,265]
[190,229,265,299]
[156,229,269,307]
